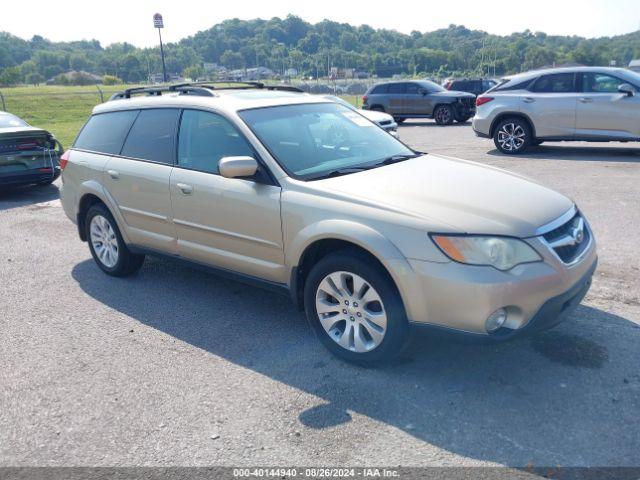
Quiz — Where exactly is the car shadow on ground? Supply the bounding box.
[72,256,640,466]
[488,145,640,163]
[0,182,60,212]
[400,120,470,128]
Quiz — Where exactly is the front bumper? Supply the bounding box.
[404,235,597,338]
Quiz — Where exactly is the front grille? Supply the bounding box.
[542,213,590,264]
[459,97,475,108]
[378,120,392,126]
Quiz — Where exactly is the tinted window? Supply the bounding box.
[494,78,533,92]
[120,109,179,164]
[387,83,406,94]
[582,73,626,93]
[531,73,576,93]
[74,110,139,154]
[178,110,254,175]
[371,85,388,94]
[406,83,420,94]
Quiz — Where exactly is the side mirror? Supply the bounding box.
[618,83,636,96]
[219,156,258,179]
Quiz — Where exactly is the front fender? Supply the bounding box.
[289,219,428,323]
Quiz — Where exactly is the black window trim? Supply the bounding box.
[72,109,141,157]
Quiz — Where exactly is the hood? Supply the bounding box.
[434,90,475,99]
[312,154,573,238]
[359,109,394,124]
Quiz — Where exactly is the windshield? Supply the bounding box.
[239,103,414,180]
[420,80,446,93]
[322,95,357,111]
[621,69,640,87]
[0,113,28,128]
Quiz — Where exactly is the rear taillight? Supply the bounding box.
[362,95,368,104]
[59,150,70,170]
[17,141,38,150]
[476,96,494,107]
[444,82,452,90]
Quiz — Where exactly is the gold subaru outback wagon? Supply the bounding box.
[60,83,597,365]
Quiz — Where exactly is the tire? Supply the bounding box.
[455,115,472,123]
[303,249,409,366]
[433,104,455,125]
[85,203,145,277]
[533,139,544,146]
[493,117,531,154]
[394,118,406,124]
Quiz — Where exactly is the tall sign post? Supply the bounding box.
[153,13,167,83]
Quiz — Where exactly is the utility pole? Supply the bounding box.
[153,13,167,83]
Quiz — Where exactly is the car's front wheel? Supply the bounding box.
[85,203,145,277]
[433,105,454,125]
[494,117,531,154]
[304,249,408,365]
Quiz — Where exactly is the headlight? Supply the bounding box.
[431,235,541,271]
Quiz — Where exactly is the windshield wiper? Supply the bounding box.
[377,153,421,165]
[308,153,423,181]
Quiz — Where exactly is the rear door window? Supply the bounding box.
[120,109,180,164]
[74,110,139,155]
[531,73,577,93]
[387,83,406,94]
[406,83,420,94]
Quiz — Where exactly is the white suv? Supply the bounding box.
[473,67,640,153]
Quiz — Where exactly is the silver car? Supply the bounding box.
[60,83,597,365]
[473,67,640,153]
[321,95,399,137]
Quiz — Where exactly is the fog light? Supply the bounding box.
[486,308,507,333]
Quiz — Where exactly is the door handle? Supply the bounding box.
[107,169,119,180]
[523,97,535,103]
[176,182,193,195]
[579,97,593,103]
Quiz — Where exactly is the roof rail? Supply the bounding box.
[108,81,304,101]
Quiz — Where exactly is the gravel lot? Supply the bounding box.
[1,121,639,468]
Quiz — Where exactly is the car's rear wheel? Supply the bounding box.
[394,117,406,124]
[304,249,408,365]
[493,117,531,154]
[433,105,454,125]
[85,203,145,277]
[455,114,472,123]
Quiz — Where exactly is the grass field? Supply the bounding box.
[0,85,360,148]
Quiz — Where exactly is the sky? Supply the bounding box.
[1,0,638,47]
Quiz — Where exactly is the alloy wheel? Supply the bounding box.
[89,215,119,268]
[315,271,387,353]
[497,123,526,151]
[435,106,452,124]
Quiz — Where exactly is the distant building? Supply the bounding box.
[629,60,640,72]
[149,73,185,84]
[226,67,276,81]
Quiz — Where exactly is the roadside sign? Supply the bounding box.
[153,13,164,29]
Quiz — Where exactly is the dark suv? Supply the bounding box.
[443,78,497,97]
[362,80,476,125]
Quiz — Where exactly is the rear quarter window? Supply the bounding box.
[371,85,388,94]
[74,110,139,155]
